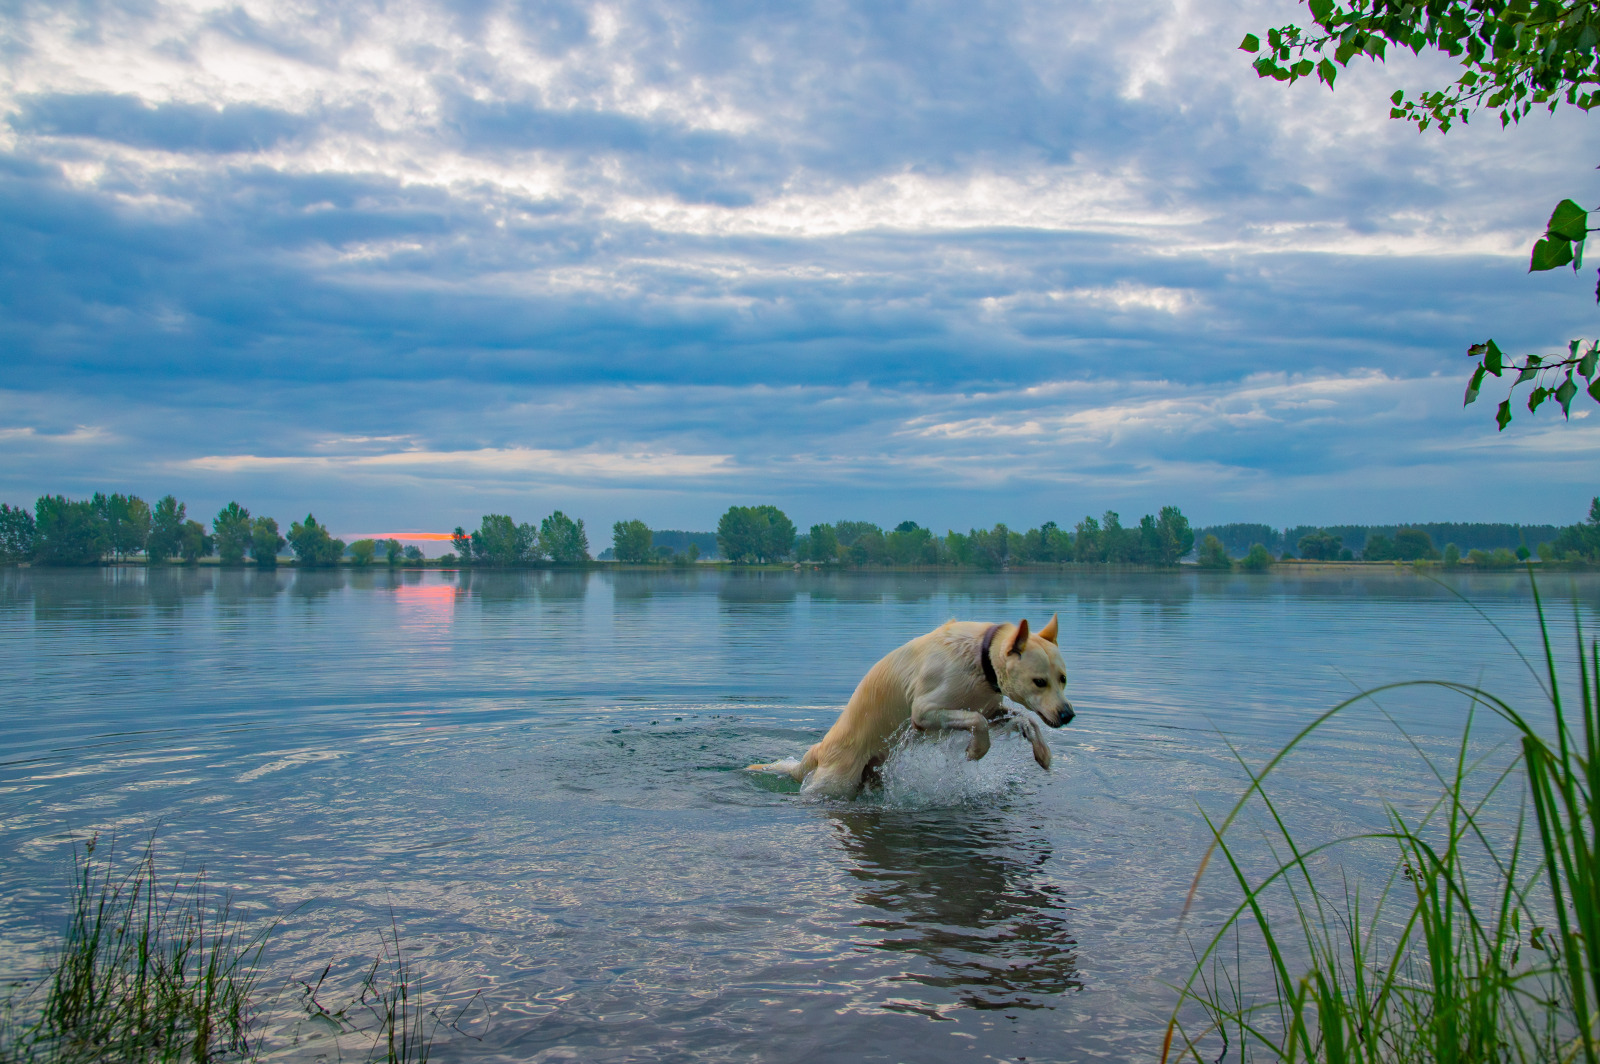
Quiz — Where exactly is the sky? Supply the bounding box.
[2,0,1598,540]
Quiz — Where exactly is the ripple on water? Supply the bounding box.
[0,567,1590,1063]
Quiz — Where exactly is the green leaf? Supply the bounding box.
[1317,57,1337,85]
[1548,199,1589,241]
[1240,33,1260,52]
[1580,344,1599,378]
[1391,89,1405,105]
[1497,399,1513,430]
[1531,237,1575,271]
[1292,58,1314,77]
[1465,364,1486,405]
[1557,374,1578,414]
[1529,386,1549,413]
[1588,376,1600,403]
[1485,339,1504,375]
[1516,364,1539,384]
[1307,0,1333,25]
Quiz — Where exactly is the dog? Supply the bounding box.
[746,615,1073,797]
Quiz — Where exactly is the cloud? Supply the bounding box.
[0,0,1596,533]
[11,93,311,154]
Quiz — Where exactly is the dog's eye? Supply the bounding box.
[1059,674,1066,684]
[1032,678,1047,688]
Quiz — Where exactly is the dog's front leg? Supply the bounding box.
[911,701,992,761]
[1012,710,1051,770]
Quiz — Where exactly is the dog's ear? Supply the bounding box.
[1007,618,1030,656]
[1038,613,1059,645]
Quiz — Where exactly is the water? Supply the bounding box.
[1,566,1595,1063]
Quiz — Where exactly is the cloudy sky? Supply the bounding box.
[3,0,1597,538]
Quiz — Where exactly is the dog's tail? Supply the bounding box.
[745,744,819,782]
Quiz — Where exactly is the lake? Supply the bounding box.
[1,566,1593,1063]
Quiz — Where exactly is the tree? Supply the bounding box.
[472,514,538,566]
[1019,521,1071,564]
[1101,511,1136,563]
[1548,495,1600,559]
[250,516,285,567]
[146,495,186,564]
[1197,534,1232,570]
[214,502,252,565]
[288,514,345,567]
[612,519,655,564]
[179,520,211,563]
[716,505,795,563]
[34,496,108,565]
[1363,532,1398,561]
[887,522,936,565]
[349,539,377,566]
[1444,542,1462,567]
[1241,1,1600,431]
[540,511,590,564]
[403,545,425,564]
[451,526,474,564]
[383,539,403,566]
[848,527,888,566]
[1394,527,1441,560]
[1240,543,1275,572]
[95,493,150,560]
[1073,516,1102,563]
[0,503,36,564]
[968,524,1011,570]
[1148,505,1195,565]
[1297,528,1344,561]
[805,523,840,563]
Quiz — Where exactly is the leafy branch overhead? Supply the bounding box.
[1465,199,1600,429]
[1242,2,1600,432]
[1239,0,1600,132]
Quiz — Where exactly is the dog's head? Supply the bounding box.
[998,614,1074,728]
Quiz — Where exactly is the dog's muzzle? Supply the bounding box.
[1045,700,1075,728]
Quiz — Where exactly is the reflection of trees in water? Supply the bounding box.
[829,810,1081,1013]
[213,567,289,607]
[609,570,704,602]
[454,569,592,607]
[24,566,216,619]
[289,568,346,603]
[715,571,798,606]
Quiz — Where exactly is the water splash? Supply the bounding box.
[873,726,1036,809]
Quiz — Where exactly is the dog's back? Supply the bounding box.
[747,621,986,791]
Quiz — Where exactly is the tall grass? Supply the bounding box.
[1,838,465,1064]
[0,836,269,1064]
[1164,576,1598,1064]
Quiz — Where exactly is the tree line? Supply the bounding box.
[10,491,1598,571]
[448,512,591,566]
[1199,521,1565,559]
[0,494,425,568]
[597,504,1199,569]
[1192,497,1600,569]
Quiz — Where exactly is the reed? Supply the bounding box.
[0,836,269,1064]
[1164,575,1598,1063]
[1,839,463,1064]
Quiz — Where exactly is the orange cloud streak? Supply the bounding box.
[351,532,458,540]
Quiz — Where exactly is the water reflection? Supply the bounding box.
[829,809,1081,1014]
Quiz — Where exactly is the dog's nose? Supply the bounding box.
[1053,701,1074,727]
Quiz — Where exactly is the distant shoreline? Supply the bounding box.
[4,558,1587,573]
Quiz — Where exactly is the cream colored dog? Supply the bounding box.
[746,615,1073,797]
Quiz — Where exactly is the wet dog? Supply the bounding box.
[746,615,1073,797]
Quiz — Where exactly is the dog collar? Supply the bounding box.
[979,624,1002,693]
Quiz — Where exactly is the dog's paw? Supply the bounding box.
[966,727,991,761]
[1031,740,1051,770]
